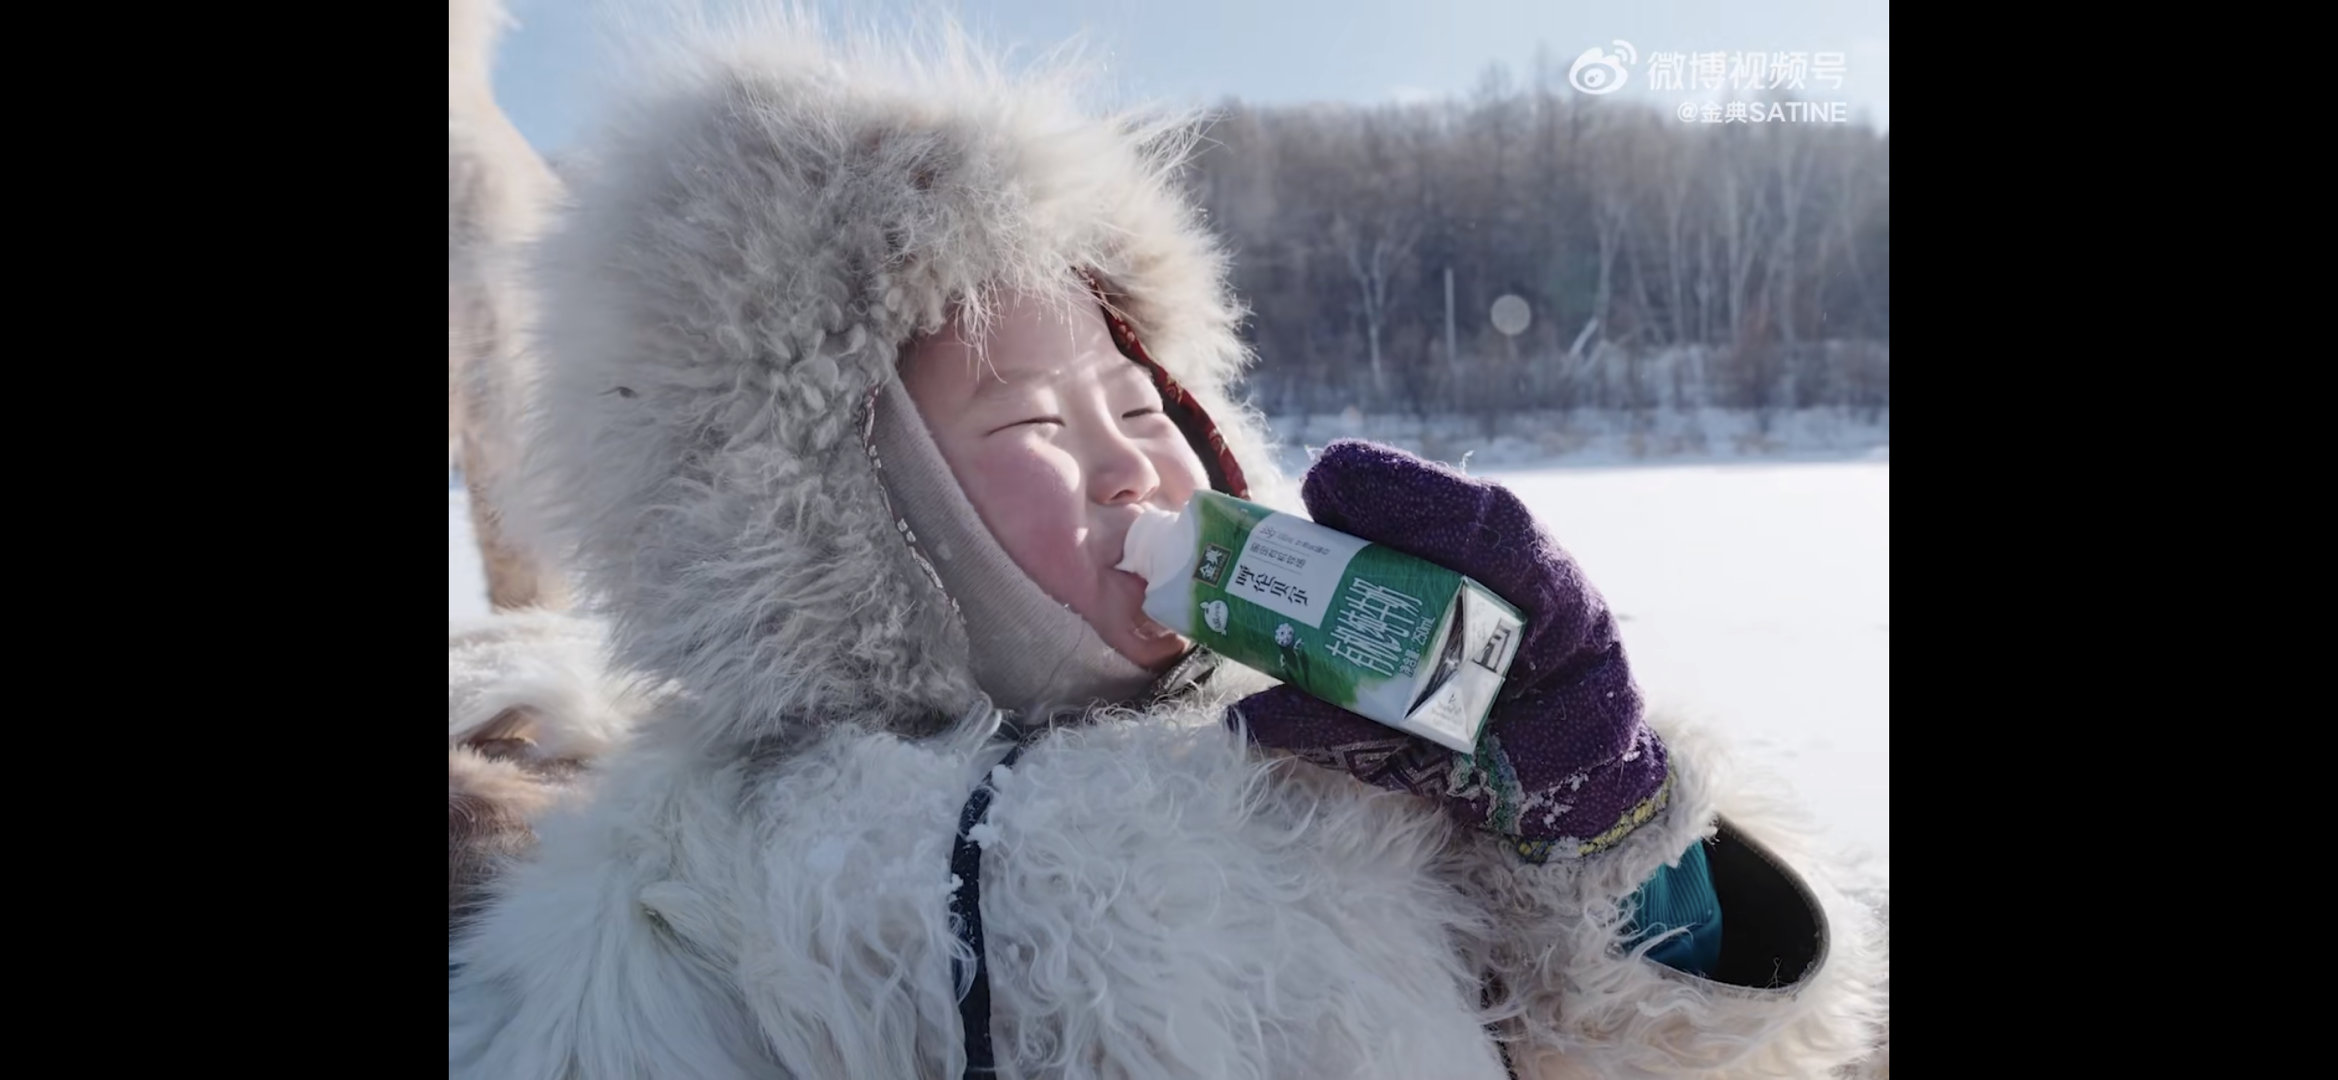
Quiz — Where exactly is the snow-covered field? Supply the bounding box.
[450,452,1887,861]
[1266,406,1890,473]
[1481,460,1889,861]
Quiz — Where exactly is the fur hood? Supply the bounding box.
[507,12,1289,751]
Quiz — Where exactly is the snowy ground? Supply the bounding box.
[1266,406,1889,474]
[451,449,1887,862]
[1480,460,1889,862]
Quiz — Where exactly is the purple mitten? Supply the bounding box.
[1228,439,1671,863]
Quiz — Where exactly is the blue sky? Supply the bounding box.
[487,0,1889,156]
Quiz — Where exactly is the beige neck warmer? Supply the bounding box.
[869,375,1160,717]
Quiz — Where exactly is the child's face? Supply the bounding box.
[902,290,1210,670]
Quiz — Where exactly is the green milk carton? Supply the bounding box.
[1116,490,1526,754]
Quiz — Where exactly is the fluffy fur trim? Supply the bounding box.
[507,10,1291,749]
[449,610,656,756]
[1453,710,1890,1079]
[448,611,667,934]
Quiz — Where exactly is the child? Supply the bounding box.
[448,13,1888,1079]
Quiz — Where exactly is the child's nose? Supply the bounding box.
[1089,432,1161,507]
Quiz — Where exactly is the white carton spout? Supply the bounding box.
[1117,505,1196,586]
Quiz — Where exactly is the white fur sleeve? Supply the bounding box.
[1446,713,1891,1080]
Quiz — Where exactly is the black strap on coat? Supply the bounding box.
[949,741,1023,1077]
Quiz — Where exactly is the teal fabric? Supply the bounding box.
[1624,838,1723,977]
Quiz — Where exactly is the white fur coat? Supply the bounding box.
[449,612,1885,1079]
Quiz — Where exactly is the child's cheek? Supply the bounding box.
[966,439,1092,579]
[1147,434,1211,508]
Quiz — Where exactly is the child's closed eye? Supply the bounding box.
[1121,407,1163,420]
[988,416,1065,435]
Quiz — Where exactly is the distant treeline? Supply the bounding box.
[1176,67,1889,419]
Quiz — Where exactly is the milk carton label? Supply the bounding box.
[1222,515,1369,629]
